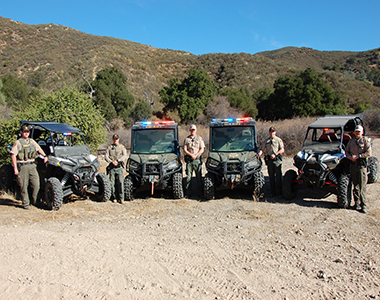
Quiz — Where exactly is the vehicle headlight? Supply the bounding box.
[164,158,180,170]
[48,156,76,172]
[246,156,260,169]
[207,158,221,169]
[127,159,141,172]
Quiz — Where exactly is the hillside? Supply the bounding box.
[1,16,379,111]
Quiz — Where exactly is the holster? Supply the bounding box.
[355,158,367,168]
[106,162,124,174]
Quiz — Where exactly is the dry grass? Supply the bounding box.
[256,117,316,156]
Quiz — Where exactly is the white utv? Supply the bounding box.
[283,115,378,208]
[0,121,111,210]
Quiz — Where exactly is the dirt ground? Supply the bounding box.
[0,140,379,300]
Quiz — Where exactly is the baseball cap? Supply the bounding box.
[21,125,30,132]
[355,125,363,132]
[112,134,119,139]
[269,126,276,132]
[190,124,197,130]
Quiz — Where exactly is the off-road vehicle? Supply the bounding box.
[203,117,264,200]
[0,121,111,210]
[124,120,183,200]
[283,115,379,208]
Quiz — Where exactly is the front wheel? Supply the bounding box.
[337,173,351,209]
[203,173,215,200]
[172,172,184,199]
[283,170,298,200]
[124,175,134,201]
[367,156,379,183]
[45,177,63,211]
[252,171,265,199]
[95,173,112,202]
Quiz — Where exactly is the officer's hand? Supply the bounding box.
[14,168,19,176]
[112,160,118,166]
[43,156,48,164]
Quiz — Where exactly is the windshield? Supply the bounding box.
[211,126,255,152]
[132,129,176,154]
[302,127,342,153]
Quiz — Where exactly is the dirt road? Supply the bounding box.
[0,141,379,299]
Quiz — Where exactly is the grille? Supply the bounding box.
[146,163,160,174]
[78,167,94,180]
[303,164,322,178]
[227,162,242,173]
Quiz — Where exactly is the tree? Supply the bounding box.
[220,87,258,118]
[129,101,152,123]
[0,88,106,165]
[90,66,134,122]
[159,69,216,123]
[258,68,346,120]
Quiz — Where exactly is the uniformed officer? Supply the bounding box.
[258,126,285,198]
[10,125,48,209]
[105,134,128,203]
[345,125,372,213]
[183,124,205,198]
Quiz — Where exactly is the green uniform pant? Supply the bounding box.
[186,158,202,194]
[350,163,367,209]
[109,167,124,200]
[17,163,40,207]
[267,159,282,195]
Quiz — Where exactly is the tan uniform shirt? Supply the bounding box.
[105,143,128,163]
[10,138,41,163]
[260,136,284,156]
[184,135,205,155]
[346,136,372,159]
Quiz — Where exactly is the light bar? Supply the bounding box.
[211,117,254,124]
[138,120,175,127]
[63,132,72,136]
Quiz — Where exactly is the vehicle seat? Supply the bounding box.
[328,132,339,141]
[37,139,51,156]
[318,134,330,142]
[37,140,47,147]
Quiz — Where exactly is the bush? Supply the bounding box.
[363,108,380,136]
[0,88,106,165]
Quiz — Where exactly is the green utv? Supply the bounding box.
[0,121,111,210]
[282,115,379,208]
[203,117,265,200]
[124,120,184,200]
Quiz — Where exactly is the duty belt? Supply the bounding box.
[17,161,35,167]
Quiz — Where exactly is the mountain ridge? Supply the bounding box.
[1,16,379,111]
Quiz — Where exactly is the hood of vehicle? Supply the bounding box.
[49,145,99,171]
[208,151,257,162]
[129,152,178,164]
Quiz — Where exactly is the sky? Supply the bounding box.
[2,0,379,56]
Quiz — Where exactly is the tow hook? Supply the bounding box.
[231,175,236,190]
